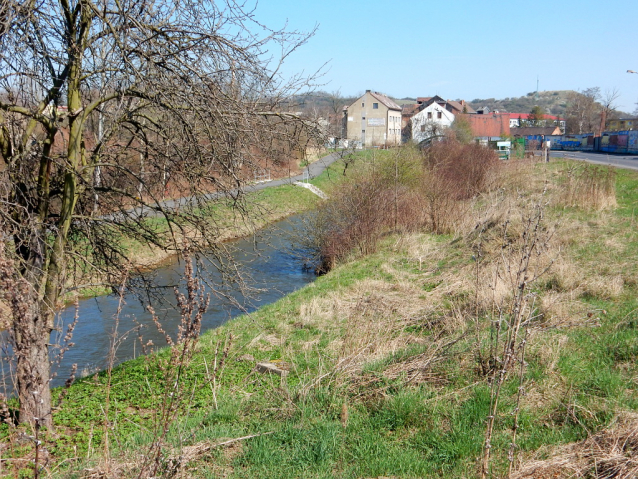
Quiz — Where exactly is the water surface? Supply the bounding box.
[44,215,315,387]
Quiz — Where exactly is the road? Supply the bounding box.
[549,151,638,171]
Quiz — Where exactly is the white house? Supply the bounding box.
[410,102,455,143]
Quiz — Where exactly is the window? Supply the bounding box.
[427,112,432,119]
[362,102,364,107]
[421,125,426,132]
[437,111,442,119]
[373,103,379,109]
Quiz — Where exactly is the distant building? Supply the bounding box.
[509,113,565,131]
[344,90,402,147]
[402,96,475,142]
[606,118,637,131]
[410,102,455,143]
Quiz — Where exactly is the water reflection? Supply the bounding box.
[36,215,315,388]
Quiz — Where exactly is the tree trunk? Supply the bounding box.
[13,300,52,429]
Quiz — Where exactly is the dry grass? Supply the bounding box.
[328,278,431,370]
[499,157,544,192]
[81,434,255,478]
[296,156,626,401]
[513,412,638,479]
[557,163,617,211]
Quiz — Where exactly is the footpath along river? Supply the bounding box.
[44,214,316,388]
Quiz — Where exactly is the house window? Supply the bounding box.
[427,112,432,119]
[362,102,364,107]
[373,103,379,109]
[437,111,442,119]
[421,125,426,132]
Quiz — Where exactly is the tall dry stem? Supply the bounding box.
[136,249,210,478]
[480,194,556,478]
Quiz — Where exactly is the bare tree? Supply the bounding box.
[0,0,320,428]
[598,88,620,136]
[565,87,601,134]
[326,89,347,142]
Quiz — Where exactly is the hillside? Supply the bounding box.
[468,90,573,116]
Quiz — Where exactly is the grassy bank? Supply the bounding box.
[69,153,345,300]
[3,152,638,478]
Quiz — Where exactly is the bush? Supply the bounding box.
[421,140,499,200]
[311,142,501,270]
[420,140,499,233]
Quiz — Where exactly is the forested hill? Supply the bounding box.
[468,90,572,117]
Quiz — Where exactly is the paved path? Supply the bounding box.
[104,152,341,221]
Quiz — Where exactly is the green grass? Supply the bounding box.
[3,156,638,478]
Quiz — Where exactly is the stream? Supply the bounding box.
[23,215,315,389]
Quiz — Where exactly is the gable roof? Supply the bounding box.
[402,103,423,116]
[421,95,446,107]
[512,126,562,136]
[369,91,402,111]
[446,100,476,114]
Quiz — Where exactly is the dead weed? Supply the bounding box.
[513,412,638,479]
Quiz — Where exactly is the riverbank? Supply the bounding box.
[69,151,342,299]
[4,152,638,478]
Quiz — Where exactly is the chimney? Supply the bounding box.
[366,89,371,93]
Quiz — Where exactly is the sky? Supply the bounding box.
[249,0,638,113]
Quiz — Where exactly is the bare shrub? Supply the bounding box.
[421,140,500,200]
[118,250,211,479]
[313,176,394,272]
[420,140,501,233]
[557,164,617,210]
[475,195,557,478]
[310,142,503,271]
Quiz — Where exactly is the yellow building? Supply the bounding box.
[345,90,402,147]
[606,118,636,131]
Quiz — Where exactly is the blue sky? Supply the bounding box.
[251,0,638,113]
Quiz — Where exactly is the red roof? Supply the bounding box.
[464,113,511,137]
